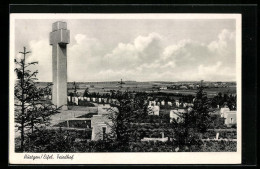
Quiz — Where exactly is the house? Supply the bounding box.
[170,109,187,123]
[91,106,117,141]
[149,100,156,106]
[179,85,188,90]
[147,105,160,116]
[91,115,112,141]
[160,86,167,90]
[223,111,236,127]
[188,84,195,89]
[220,107,230,117]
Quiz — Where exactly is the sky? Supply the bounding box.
[14,18,237,82]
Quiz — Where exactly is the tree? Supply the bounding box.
[227,94,236,110]
[171,87,210,150]
[68,92,74,105]
[106,91,148,149]
[83,87,89,97]
[14,47,60,151]
[210,92,236,110]
[73,81,78,97]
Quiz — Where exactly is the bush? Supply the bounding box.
[209,114,226,129]
[231,124,237,129]
[200,141,236,152]
[15,127,237,152]
[16,128,91,152]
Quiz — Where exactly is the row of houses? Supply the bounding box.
[92,105,236,141]
[147,103,236,127]
[168,107,237,127]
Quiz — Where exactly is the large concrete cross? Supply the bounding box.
[50,21,70,110]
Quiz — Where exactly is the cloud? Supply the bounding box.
[163,39,193,60]
[18,39,52,82]
[198,61,223,75]
[134,32,162,51]
[101,29,236,82]
[208,29,235,54]
[67,34,103,81]
[16,28,236,82]
[198,62,235,81]
[161,61,176,68]
[104,32,163,70]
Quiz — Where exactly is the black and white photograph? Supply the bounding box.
[9,14,241,164]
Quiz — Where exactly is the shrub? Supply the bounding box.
[200,141,236,152]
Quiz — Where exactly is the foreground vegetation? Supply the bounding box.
[15,127,236,152]
[15,88,237,152]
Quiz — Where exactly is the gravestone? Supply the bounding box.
[161,100,165,106]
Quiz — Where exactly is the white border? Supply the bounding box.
[9,14,242,164]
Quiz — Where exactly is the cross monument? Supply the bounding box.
[50,21,70,110]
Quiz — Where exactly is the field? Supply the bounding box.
[36,81,236,97]
[67,82,236,98]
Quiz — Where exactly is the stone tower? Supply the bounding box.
[50,21,70,110]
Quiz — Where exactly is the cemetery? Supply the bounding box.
[14,21,237,152]
[46,91,237,144]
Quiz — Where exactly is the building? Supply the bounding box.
[170,109,187,123]
[223,111,236,127]
[91,105,117,141]
[160,86,167,90]
[220,107,230,117]
[179,85,188,90]
[147,105,160,116]
[188,84,195,89]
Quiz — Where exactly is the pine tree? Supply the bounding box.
[171,86,210,150]
[107,91,147,150]
[14,47,60,151]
